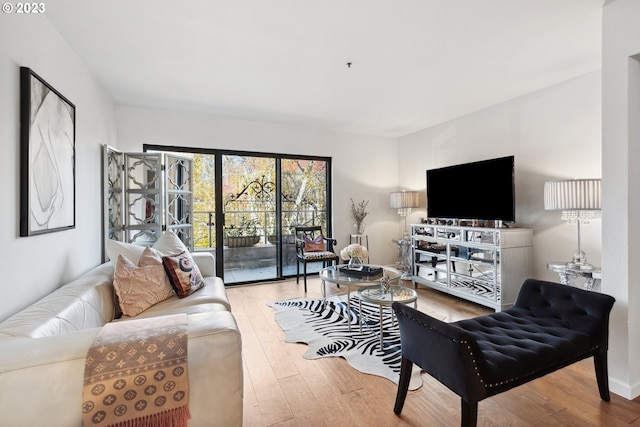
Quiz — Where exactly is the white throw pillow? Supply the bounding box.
[106,230,188,266]
[153,230,189,255]
[106,239,146,266]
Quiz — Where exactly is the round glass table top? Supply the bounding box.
[319,264,401,285]
[358,285,417,305]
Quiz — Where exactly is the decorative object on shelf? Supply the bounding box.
[389,190,420,239]
[20,67,76,237]
[380,270,391,293]
[350,198,369,234]
[341,243,369,268]
[544,179,601,270]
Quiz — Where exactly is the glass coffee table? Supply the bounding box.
[358,285,418,347]
[319,265,401,330]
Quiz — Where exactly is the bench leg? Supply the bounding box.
[461,399,478,427]
[393,356,413,414]
[594,351,611,402]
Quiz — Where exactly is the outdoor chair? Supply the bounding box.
[294,226,339,292]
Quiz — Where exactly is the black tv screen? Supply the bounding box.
[426,156,515,222]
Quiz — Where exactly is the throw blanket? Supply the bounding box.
[82,314,190,427]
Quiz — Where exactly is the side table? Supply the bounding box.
[547,262,601,291]
[358,285,417,347]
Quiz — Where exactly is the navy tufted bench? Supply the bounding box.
[392,278,616,427]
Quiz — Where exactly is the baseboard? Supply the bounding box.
[609,376,640,400]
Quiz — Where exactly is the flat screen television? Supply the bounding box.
[426,155,515,222]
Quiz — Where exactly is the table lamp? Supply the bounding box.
[390,190,420,240]
[544,178,601,270]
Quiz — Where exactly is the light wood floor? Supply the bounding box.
[226,276,640,427]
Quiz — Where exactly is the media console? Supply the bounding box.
[411,223,533,311]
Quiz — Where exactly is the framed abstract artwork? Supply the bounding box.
[20,67,76,236]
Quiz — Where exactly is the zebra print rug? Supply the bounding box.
[268,293,423,390]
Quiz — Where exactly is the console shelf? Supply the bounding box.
[411,223,532,311]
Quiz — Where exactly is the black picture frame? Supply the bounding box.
[20,67,76,236]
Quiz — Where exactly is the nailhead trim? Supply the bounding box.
[398,309,601,389]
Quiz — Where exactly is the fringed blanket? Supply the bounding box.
[82,313,190,427]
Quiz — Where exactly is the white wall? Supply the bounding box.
[602,0,640,400]
[398,70,602,282]
[0,15,116,321]
[115,106,401,267]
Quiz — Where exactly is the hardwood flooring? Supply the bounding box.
[226,276,640,427]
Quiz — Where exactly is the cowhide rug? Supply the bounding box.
[268,293,424,390]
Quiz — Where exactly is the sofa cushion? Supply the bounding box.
[113,252,175,317]
[0,264,116,338]
[163,251,206,298]
[127,302,228,320]
[125,277,231,319]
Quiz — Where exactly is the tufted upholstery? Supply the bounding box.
[392,278,615,427]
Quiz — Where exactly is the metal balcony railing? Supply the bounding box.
[193,209,326,249]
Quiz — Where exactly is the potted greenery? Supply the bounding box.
[223,215,260,247]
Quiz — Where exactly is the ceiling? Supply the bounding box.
[45,0,603,138]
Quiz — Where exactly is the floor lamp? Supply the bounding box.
[544,179,601,270]
[390,190,420,279]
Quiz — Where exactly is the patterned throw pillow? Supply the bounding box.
[303,235,326,252]
[163,250,206,298]
[113,254,176,317]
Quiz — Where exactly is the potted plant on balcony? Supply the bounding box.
[223,216,260,247]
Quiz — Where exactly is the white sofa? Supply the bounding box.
[0,251,243,427]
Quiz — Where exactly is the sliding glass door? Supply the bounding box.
[145,145,331,285]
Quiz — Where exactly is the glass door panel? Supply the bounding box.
[222,155,277,283]
[192,154,216,257]
[281,158,329,276]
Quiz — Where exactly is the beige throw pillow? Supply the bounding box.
[113,252,175,317]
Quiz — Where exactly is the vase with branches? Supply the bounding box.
[350,198,369,234]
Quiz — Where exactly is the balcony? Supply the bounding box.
[193,210,327,283]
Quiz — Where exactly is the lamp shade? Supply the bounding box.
[544,179,601,211]
[390,191,420,209]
